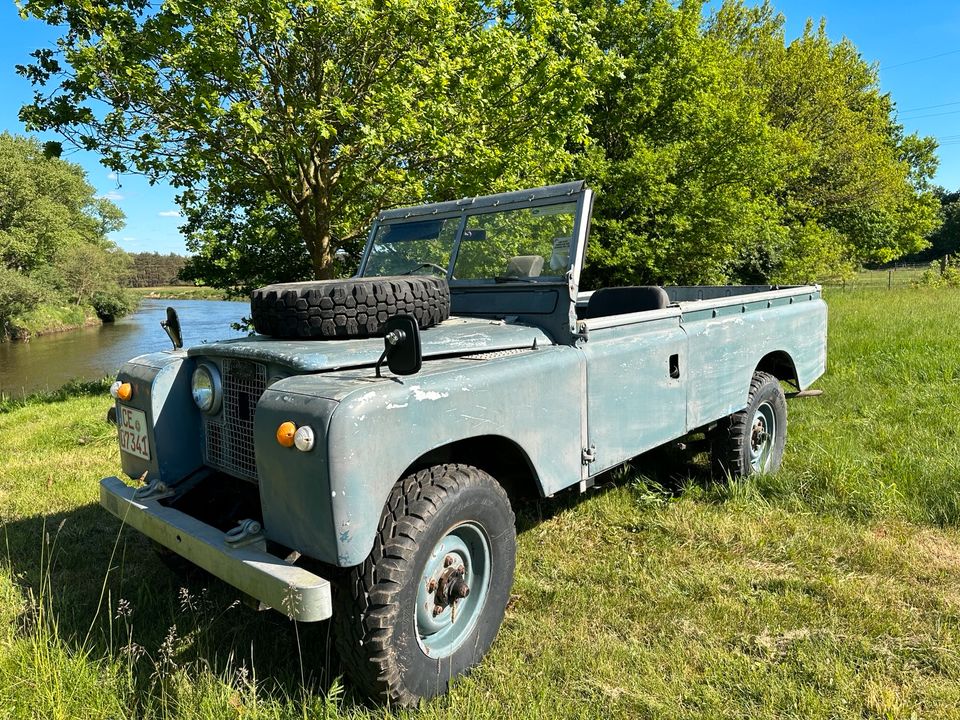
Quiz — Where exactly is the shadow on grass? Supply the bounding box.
[514,441,718,533]
[2,501,342,702]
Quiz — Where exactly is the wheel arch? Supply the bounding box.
[755,350,799,390]
[399,434,544,503]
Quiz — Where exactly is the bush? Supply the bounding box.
[913,259,960,288]
[91,287,137,321]
[0,269,46,339]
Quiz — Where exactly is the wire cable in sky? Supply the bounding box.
[881,49,960,70]
[899,100,960,114]
[898,109,960,121]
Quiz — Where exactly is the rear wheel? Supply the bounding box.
[333,464,516,705]
[711,371,787,478]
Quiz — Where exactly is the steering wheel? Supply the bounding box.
[402,262,450,277]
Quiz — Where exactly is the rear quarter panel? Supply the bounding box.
[681,290,827,429]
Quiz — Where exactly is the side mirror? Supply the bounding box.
[376,315,422,377]
[161,306,183,349]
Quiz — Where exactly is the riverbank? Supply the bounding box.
[135,285,230,301]
[0,298,248,397]
[1,287,960,717]
[5,302,103,341]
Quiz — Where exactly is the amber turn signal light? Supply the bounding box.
[110,381,133,401]
[276,421,297,447]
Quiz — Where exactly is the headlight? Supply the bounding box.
[191,364,221,414]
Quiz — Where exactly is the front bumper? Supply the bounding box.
[99,476,332,622]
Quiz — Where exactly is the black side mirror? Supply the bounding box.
[161,306,183,349]
[376,315,422,377]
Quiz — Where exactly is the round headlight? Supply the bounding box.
[191,364,221,414]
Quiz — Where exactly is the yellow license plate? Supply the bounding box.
[118,406,150,460]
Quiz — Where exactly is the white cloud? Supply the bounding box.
[107,172,117,181]
[158,209,182,218]
[98,190,124,201]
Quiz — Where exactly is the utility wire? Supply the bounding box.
[898,108,960,120]
[899,99,960,114]
[881,48,960,70]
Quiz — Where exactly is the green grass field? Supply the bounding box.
[2,288,960,719]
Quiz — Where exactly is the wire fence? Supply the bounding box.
[820,261,941,290]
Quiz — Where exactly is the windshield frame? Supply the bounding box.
[356,182,592,287]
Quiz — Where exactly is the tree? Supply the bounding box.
[0,133,132,335]
[707,1,941,281]
[0,132,117,273]
[177,186,313,296]
[18,0,599,281]
[576,0,784,288]
[576,0,940,288]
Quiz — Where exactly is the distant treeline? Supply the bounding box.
[124,252,190,288]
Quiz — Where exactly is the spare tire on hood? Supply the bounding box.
[250,276,450,339]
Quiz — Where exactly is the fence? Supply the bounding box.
[820,262,936,290]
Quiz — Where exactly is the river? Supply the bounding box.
[0,298,248,396]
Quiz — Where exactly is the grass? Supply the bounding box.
[2,287,960,718]
[8,302,100,339]
[134,286,231,301]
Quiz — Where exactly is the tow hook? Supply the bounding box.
[225,518,266,551]
[133,476,174,501]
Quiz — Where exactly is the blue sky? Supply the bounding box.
[1,0,958,255]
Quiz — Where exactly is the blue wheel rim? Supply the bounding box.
[415,521,491,658]
[749,401,777,472]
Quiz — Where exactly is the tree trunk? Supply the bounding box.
[297,197,335,280]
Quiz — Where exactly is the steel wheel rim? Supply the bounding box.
[749,401,777,472]
[415,521,491,658]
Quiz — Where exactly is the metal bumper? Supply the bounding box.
[99,476,332,622]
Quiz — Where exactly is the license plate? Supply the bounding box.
[118,405,150,460]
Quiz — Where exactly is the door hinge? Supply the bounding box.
[581,444,597,465]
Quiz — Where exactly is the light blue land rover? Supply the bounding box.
[101,182,827,704]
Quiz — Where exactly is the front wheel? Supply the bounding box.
[711,371,787,478]
[333,464,516,705]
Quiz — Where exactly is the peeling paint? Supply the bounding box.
[411,386,449,401]
[386,402,409,409]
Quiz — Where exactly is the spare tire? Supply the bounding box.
[250,276,450,339]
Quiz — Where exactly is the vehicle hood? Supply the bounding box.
[186,316,551,372]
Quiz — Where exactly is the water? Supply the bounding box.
[0,299,248,396]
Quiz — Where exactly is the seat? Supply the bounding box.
[584,286,670,319]
[504,255,544,278]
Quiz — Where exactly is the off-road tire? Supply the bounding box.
[333,464,516,706]
[250,276,450,339]
[711,371,787,478]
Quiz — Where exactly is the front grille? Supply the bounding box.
[203,359,267,482]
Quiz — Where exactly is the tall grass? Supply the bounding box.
[1,287,960,718]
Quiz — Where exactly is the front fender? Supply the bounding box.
[326,347,583,566]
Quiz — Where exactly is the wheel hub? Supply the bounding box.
[751,419,768,452]
[748,401,777,471]
[430,555,471,614]
[415,523,491,658]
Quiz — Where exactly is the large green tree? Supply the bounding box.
[577,0,783,287]
[577,0,940,288]
[707,1,940,282]
[0,133,132,335]
[19,0,598,280]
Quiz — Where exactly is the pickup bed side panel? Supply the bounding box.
[682,293,827,430]
[580,314,687,474]
[326,348,584,566]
